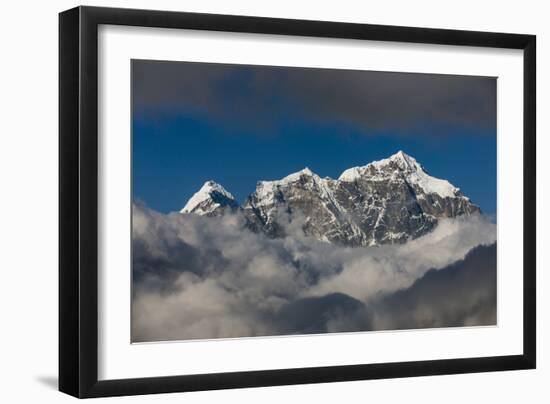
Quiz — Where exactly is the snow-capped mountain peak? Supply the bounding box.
[243,151,478,245]
[340,151,459,199]
[278,167,317,184]
[340,150,421,181]
[180,152,480,246]
[385,150,421,172]
[180,180,238,216]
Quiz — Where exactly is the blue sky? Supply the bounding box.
[132,60,496,216]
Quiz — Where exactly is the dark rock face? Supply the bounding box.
[182,152,481,246]
[242,169,369,246]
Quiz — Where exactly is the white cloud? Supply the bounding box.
[306,215,496,301]
[131,203,496,342]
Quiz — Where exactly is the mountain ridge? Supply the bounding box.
[180,151,480,246]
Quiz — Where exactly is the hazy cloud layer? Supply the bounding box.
[132,203,497,342]
[133,60,496,135]
[372,243,496,330]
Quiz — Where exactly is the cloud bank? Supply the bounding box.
[132,203,497,342]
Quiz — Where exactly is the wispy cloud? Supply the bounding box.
[133,60,496,135]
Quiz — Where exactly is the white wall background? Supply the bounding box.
[0,0,546,402]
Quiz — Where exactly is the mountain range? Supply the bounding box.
[180,151,480,246]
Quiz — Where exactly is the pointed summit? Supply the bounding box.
[339,151,460,199]
[340,152,419,181]
[372,150,422,173]
[180,181,238,216]
[390,150,415,165]
[275,167,319,185]
[393,150,409,158]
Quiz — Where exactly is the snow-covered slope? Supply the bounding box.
[180,180,238,216]
[181,152,480,246]
[340,151,459,198]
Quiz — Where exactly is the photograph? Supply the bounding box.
[131,60,497,343]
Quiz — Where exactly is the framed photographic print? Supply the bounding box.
[59,6,536,398]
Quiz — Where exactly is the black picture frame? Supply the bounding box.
[59,5,536,398]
